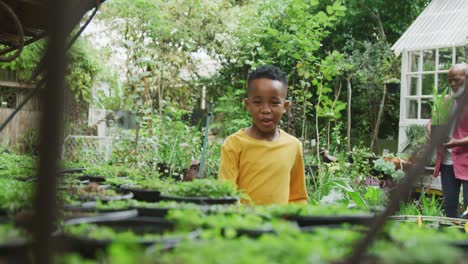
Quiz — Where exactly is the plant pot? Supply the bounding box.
[430,124,450,143]
[159,195,239,205]
[120,185,161,202]
[383,157,411,171]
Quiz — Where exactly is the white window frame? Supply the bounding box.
[401,45,467,122]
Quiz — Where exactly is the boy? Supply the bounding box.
[218,65,308,205]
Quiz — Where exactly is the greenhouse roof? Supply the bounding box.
[392,0,468,55]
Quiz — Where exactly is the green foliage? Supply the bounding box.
[0,179,33,212]
[161,179,241,198]
[402,124,426,155]
[66,40,100,104]
[209,0,347,139]
[154,228,361,264]
[372,222,464,264]
[325,0,430,47]
[0,39,100,105]
[373,158,405,180]
[430,87,453,125]
[0,151,36,180]
[340,39,400,142]
[373,158,395,176]
[398,192,443,217]
[152,114,203,171]
[0,41,44,79]
[212,86,250,137]
[166,208,278,233]
[65,223,169,242]
[257,203,370,218]
[56,254,97,264]
[83,164,140,178]
[0,224,28,242]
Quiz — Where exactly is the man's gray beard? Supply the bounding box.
[453,84,465,98]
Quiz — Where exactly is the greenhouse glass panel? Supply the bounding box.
[456,46,467,63]
[438,48,452,70]
[422,74,434,95]
[423,49,435,71]
[406,99,418,119]
[408,75,419,96]
[421,99,432,119]
[410,51,420,72]
[437,72,449,93]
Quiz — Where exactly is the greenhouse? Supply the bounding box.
[0,0,467,263]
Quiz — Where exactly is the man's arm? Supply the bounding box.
[289,143,308,204]
[218,137,240,186]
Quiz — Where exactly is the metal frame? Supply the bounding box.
[0,0,105,262]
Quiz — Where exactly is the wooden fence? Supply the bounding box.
[0,108,41,149]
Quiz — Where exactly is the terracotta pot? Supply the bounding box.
[383,157,411,170]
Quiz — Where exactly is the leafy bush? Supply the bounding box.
[0,152,36,179]
[430,87,453,126]
[0,179,33,212]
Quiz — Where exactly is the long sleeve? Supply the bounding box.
[289,142,308,204]
[218,137,240,187]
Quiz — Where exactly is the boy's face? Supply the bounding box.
[244,78,290,135]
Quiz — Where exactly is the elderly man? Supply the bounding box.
[427,63,468,218]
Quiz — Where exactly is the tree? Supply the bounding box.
[209,0,347,146]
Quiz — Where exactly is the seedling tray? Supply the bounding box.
[119,185,161,202]
[159,195,238,205]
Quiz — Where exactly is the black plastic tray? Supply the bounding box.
[284,214,374,227]
[58,168,86,175]
[75,191,133,202]
[134,207,169,218]
[119,185,161,202]
[60,214,196,258]
[0,238,31,262]
[159,195,238,205]
[78,175,106,183]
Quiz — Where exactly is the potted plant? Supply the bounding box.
[430,87,454,142]
[119,179,167,202]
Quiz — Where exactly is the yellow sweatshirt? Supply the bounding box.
[218,129,308,205]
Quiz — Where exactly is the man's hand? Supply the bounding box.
[424,121,431,141]
[444,137,468,149]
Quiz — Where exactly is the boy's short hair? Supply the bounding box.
[247,65,288,95]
